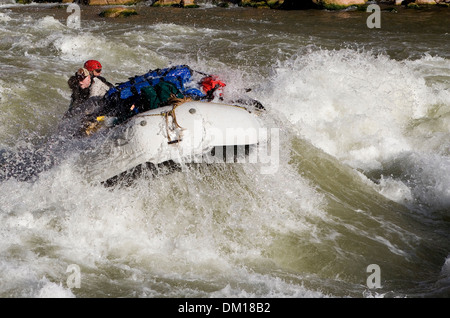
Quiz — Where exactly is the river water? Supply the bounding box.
[0,2,449,298]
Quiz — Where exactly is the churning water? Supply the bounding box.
[0,2,449,298]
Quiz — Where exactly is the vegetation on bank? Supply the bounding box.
[98,7,138,17]
[13,0,450,10]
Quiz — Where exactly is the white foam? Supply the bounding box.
[35,16,65,29]
[265,49,438,169]
[441,256,450,277]
[52,33,165,77]
[0,11,12,22]
[53,34,107,62]
[211,272,329,298]
[376,176,414,205]
[400,153,450,211]
[264,49,450,211]
[434,255,450,293]
[0,0,15,6]
[0,140,328,296]
[36,278,76,298]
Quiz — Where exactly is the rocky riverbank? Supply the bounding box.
[10,0,450,9]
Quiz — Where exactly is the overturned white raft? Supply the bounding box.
[78,100,266,183]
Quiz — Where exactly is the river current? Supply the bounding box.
[0,2,449,298]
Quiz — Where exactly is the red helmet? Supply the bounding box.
[84,60,102,72]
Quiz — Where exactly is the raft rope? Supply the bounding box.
[140,96,190,143]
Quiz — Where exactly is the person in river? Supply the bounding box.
[66,67,92,112]
[66,60,112,113]
[83,59,114,91]
[61,67,112,137]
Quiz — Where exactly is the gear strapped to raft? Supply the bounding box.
[100,65,226,123]
[105,65,208,101]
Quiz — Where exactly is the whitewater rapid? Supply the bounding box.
[0,4,449,298]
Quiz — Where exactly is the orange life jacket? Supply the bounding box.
[200,76,226,98]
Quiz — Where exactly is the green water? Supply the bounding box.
[0,3,449,298]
